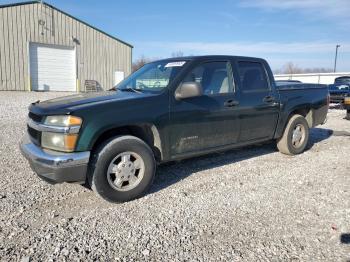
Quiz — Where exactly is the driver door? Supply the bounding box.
[169,60,240,156]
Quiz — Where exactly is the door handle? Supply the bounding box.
[224,100,239,107]
[263,96,275,103]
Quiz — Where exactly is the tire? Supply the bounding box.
[88,135,156,203]
[277,114,309,155]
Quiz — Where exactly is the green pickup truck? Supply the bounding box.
[21,55,329,202]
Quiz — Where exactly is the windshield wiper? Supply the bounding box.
[111,87,143,93]
[121,87,143,93]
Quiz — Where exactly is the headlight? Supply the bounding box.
[42,133,78,152]
[41,115,82,152]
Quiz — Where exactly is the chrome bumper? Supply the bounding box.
[20,137,90,184]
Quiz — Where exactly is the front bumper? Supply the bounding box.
[20,137,90,184]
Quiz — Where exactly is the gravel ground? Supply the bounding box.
[0,92,349,261]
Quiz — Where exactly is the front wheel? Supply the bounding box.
[88,136,156,203]
[277,114,310,155]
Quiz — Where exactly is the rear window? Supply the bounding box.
[237,61,269,91]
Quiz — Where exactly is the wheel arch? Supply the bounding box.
[90,124,163,162]
[288,107,314,128]
[275,106,314,139]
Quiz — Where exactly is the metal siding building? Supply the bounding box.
[0,1,132,91]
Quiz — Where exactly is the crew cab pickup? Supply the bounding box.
[21,56,329,202]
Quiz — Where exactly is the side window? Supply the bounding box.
[183,61,233,95]
[237,61,269,92]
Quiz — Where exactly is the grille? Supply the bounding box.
[27,126,41,146]
[27,112,44,146]
[28,112,43,123]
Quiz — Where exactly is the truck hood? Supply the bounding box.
[29,91,155,115]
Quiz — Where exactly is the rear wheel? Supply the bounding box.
[88,136,156,203]
[277,114,309,155]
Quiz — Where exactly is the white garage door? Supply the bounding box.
[30,43,76,91]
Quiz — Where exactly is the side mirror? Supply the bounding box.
[175,82,203,100]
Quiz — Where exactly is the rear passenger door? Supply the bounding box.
[235,61,279,142]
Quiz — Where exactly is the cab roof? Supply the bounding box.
[155,55,267,63]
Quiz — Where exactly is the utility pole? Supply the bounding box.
[334,44,340,72]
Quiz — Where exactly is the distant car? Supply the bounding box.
[328,76,350,104]
[275,80,302,86]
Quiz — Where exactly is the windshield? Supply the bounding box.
[114,60,187,93]
[335,77,350,84]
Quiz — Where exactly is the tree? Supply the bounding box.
[132,55,153,72]
[171,51,184,58]
[302,67,332,73]
[283,62,303,74]
[276,62,333,74]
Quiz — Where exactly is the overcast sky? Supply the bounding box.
[1,0,350,71]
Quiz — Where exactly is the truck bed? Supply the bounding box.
[277,83,328,90]
[274,83,329,139]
